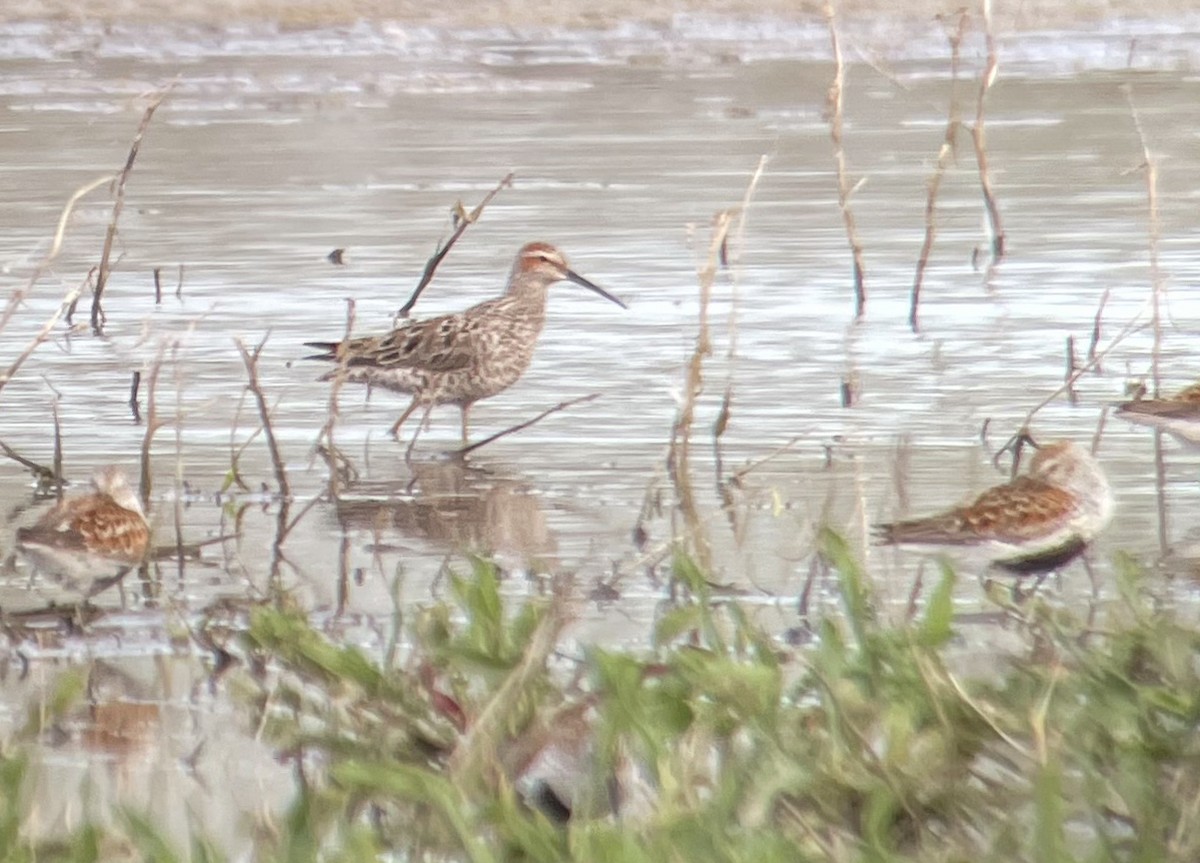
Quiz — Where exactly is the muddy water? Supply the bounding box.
[1,14,1200,849]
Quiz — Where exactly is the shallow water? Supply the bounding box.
[2,12,1200,849]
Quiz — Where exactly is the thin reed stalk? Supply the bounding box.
[91,86,171,334]
[824,0,866,320]
[0,268,95,397]
[910,10,969,331]
[455,393,600,457]
[396,172,515,319]
[138,341,170,510]
[0,175,110,338]
[970,0,1005,267]
[668,210,733,573]
[314,299,358,498]
[1123,72,1167,554]
[712,154,768,492]
[235,334,290,500]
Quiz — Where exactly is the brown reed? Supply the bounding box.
[910,10,969,331]
[91,86,172,334]
[395,171,515,319]
[824,0,867,320]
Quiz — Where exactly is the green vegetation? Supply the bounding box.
[5,537,1200,860]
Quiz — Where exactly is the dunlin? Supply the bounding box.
[1115,382,1200,447]
[875,439,1113,573]
[306,242,626,447]
[17,466,150,593]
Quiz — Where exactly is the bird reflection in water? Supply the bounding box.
[335,459,558,571]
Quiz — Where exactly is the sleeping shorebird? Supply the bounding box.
[306,242,626,449]
[1115,382,1200,447]
[875,439,1114,573]
[16,466,150,594]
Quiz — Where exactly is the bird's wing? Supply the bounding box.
[876,476,1077,546]
[71,499,150,560]
[341,308,495,374]
[956,476,1078,543]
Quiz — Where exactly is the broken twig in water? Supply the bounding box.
[824,0,866,320]
[396,171,515,319]
[910,9,969,331]
[235,334,291,499]
[92,86,172,335]
[454,393,601,458]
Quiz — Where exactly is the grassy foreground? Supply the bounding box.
[4,532,1200,861]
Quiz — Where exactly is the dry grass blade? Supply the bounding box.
[138,341,171,509]
[235,334,291,500]
[0,175,111,339]
[0,268,95,397]
[91,86,172,335]
[824,0,867,320]
[396,171,515,319]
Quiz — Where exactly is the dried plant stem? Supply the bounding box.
[713,154,768,488]
[314,299,358,497]
[0,175,111,338]
[139,342,170,509]
[91,87,171,334]
[235,335,291,499]
[0,268,95,396]
[1122,83,1163,396]
[1086,288,1110,372]
[396,172,515,319]
[824,0,866,320]
[1064,337,1079,404]
[669,210,734,573]
[1123,75,1167,553]
[997,293,1153,460]
[910,10,969,331]
[454,393,600,457]
[970,0,1005,265]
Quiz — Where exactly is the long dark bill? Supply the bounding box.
[565,269,627,309]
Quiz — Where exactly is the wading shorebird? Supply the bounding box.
[306,242,626,448]
[875,439,1114,574]
[1115,382,1200,447]
[17,466,150,594]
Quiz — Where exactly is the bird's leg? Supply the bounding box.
[389,397,422,440]
[459,404,471,448]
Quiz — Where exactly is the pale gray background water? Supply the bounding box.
[1,9,1200,848]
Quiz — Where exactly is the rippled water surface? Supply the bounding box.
[2,14,1200,847]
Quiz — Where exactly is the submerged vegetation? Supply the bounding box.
[4,538,1200,860]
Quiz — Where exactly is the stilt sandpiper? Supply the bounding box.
[306,242,626,448]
